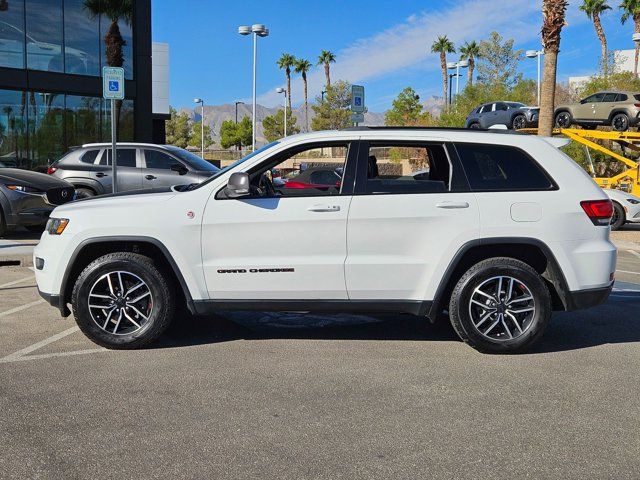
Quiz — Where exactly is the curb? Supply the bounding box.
[0,253,33,268]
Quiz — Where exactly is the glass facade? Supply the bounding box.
[0,89,133,169]
[0,0,133,76]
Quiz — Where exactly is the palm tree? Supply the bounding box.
[295,58,312,132]
[83,0,132,135]
[277,53,296,112]
[317,50,336,87]
[459,41,481,86]
[431,36,455,108]
[581,0,612,75]
[620,0,640,77]
[539,0,569,136]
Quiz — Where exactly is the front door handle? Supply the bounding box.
[95,172,107,178]
[307,204,341,212]
[436,201,469,209]
[145,175,157,180]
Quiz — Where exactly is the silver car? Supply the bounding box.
[464,102,539,130]
[48,143,220,198]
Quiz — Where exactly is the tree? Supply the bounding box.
[317,50,336,87]
[262,109,300,142]
[476,32,523,87]
[165,107,191,148]
[220,117,252,150]
[295,58,312,132]
[539,0,569,136]
[431,36,455,108]
[579,70,640,95]
[581,0,612,76]
[311,80,352,131]
[385,87,425,126]
[277,53,296,112]
[83,0,132,135]
[188,121,214,150]
[459,41,481,86]
[620,0,640,77]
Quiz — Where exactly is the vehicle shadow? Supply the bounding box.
[153,290,640,354]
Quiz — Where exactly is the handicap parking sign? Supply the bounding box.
[102,67,125,100]
[354,96,362,107]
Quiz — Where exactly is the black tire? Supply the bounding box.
[468,123,481,129]
[512,114,527,130]
[75,187,96,199]
[610,202,626,230]
[0,206,6,237]
[554,111,572,128]
[448,257,551,354]
[611,113,630,132]
[71,252,175,349]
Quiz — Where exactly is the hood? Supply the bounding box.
[520,106,539,112]
[54,189,177,215]
[75,186,173,203]
[0,168,73,190]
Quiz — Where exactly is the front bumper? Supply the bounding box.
[564,282,613,311]
[38,288,71,317]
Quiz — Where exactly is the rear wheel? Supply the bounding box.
[611,113,630,132]
[75,187,96,199]
[448,257,551,354]
[610,202,626,230]
[554,111,572,128]
[71,252,175,349]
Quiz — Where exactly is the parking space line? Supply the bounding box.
[0,348,108,364]
[616,269,640,276]
[0,275,35,289]
[0,299,45,319]
[627,250,640,260]
[0,326,80,362]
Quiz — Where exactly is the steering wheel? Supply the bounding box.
[258,172,277,197]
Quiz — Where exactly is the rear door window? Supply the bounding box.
[602,93,617,102]
[99,149,137,167]
[455,143,554,191]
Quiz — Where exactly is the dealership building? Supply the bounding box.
[0,0,169,170]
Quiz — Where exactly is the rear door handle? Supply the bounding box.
[307,204,341,212]
[436,201,469,209]
[145,175,157,180]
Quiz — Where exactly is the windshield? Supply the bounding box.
[164,146,220,172]
[507,102,526,109]
[189,141,280,190]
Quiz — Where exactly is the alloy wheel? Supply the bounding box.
[88,271,153,335]
[468,276,536,341]
[555,112,571,128]
[513,116,526,130]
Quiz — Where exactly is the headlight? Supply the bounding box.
[46,218,69,235]
[626,198,640,205]
[6,185,43,194]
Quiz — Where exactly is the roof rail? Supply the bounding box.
[341,126,520,135]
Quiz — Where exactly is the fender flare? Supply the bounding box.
[607,109,632,123]
[427,237,571,320]
[63,178,106,195]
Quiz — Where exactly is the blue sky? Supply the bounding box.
[152,0,640,112]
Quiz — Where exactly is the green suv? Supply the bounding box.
[554,91,640,132]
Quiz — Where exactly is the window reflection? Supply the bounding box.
[0,0,26,69]
[0,90,28,168]
[64,0,99,75]
[65,95,101,147]
[25,0,64,73]
[29,92,65,165]
[102,99,134,142]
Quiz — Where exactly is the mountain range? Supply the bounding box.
[180,97,444,146]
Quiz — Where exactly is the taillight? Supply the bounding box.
[634,103,640,108]
[46,166,57,175]
[580,199,613,226]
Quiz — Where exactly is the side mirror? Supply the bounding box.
[171,163,188,175]
[225,172,251,198]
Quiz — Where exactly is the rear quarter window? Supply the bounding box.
[79,150,100,164]
[455,143,555,191]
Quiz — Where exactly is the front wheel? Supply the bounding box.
[71,252,175,349]
[448,257,551,354]
[611,113,630,132]
[468,123,481,129]
[610,202,626,230]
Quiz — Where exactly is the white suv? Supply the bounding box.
[34,128,617,353]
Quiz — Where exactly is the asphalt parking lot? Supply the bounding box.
[1,248,640,478]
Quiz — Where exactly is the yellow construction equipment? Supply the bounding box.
[518,128,640,196]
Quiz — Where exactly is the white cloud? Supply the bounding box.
[256,0,586,108]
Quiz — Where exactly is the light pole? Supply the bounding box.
[447,60,469,97]
[238,23,269,151]
[321,90,327,102]
[193,98,205,159]
[448,73,460,106]
[526,50,544,105]
[276,87,287,137]
[633,34,640,77]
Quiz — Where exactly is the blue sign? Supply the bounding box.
[108,80,119,92]
[102,66,125,100]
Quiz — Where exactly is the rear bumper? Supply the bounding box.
[564,282,613,311]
